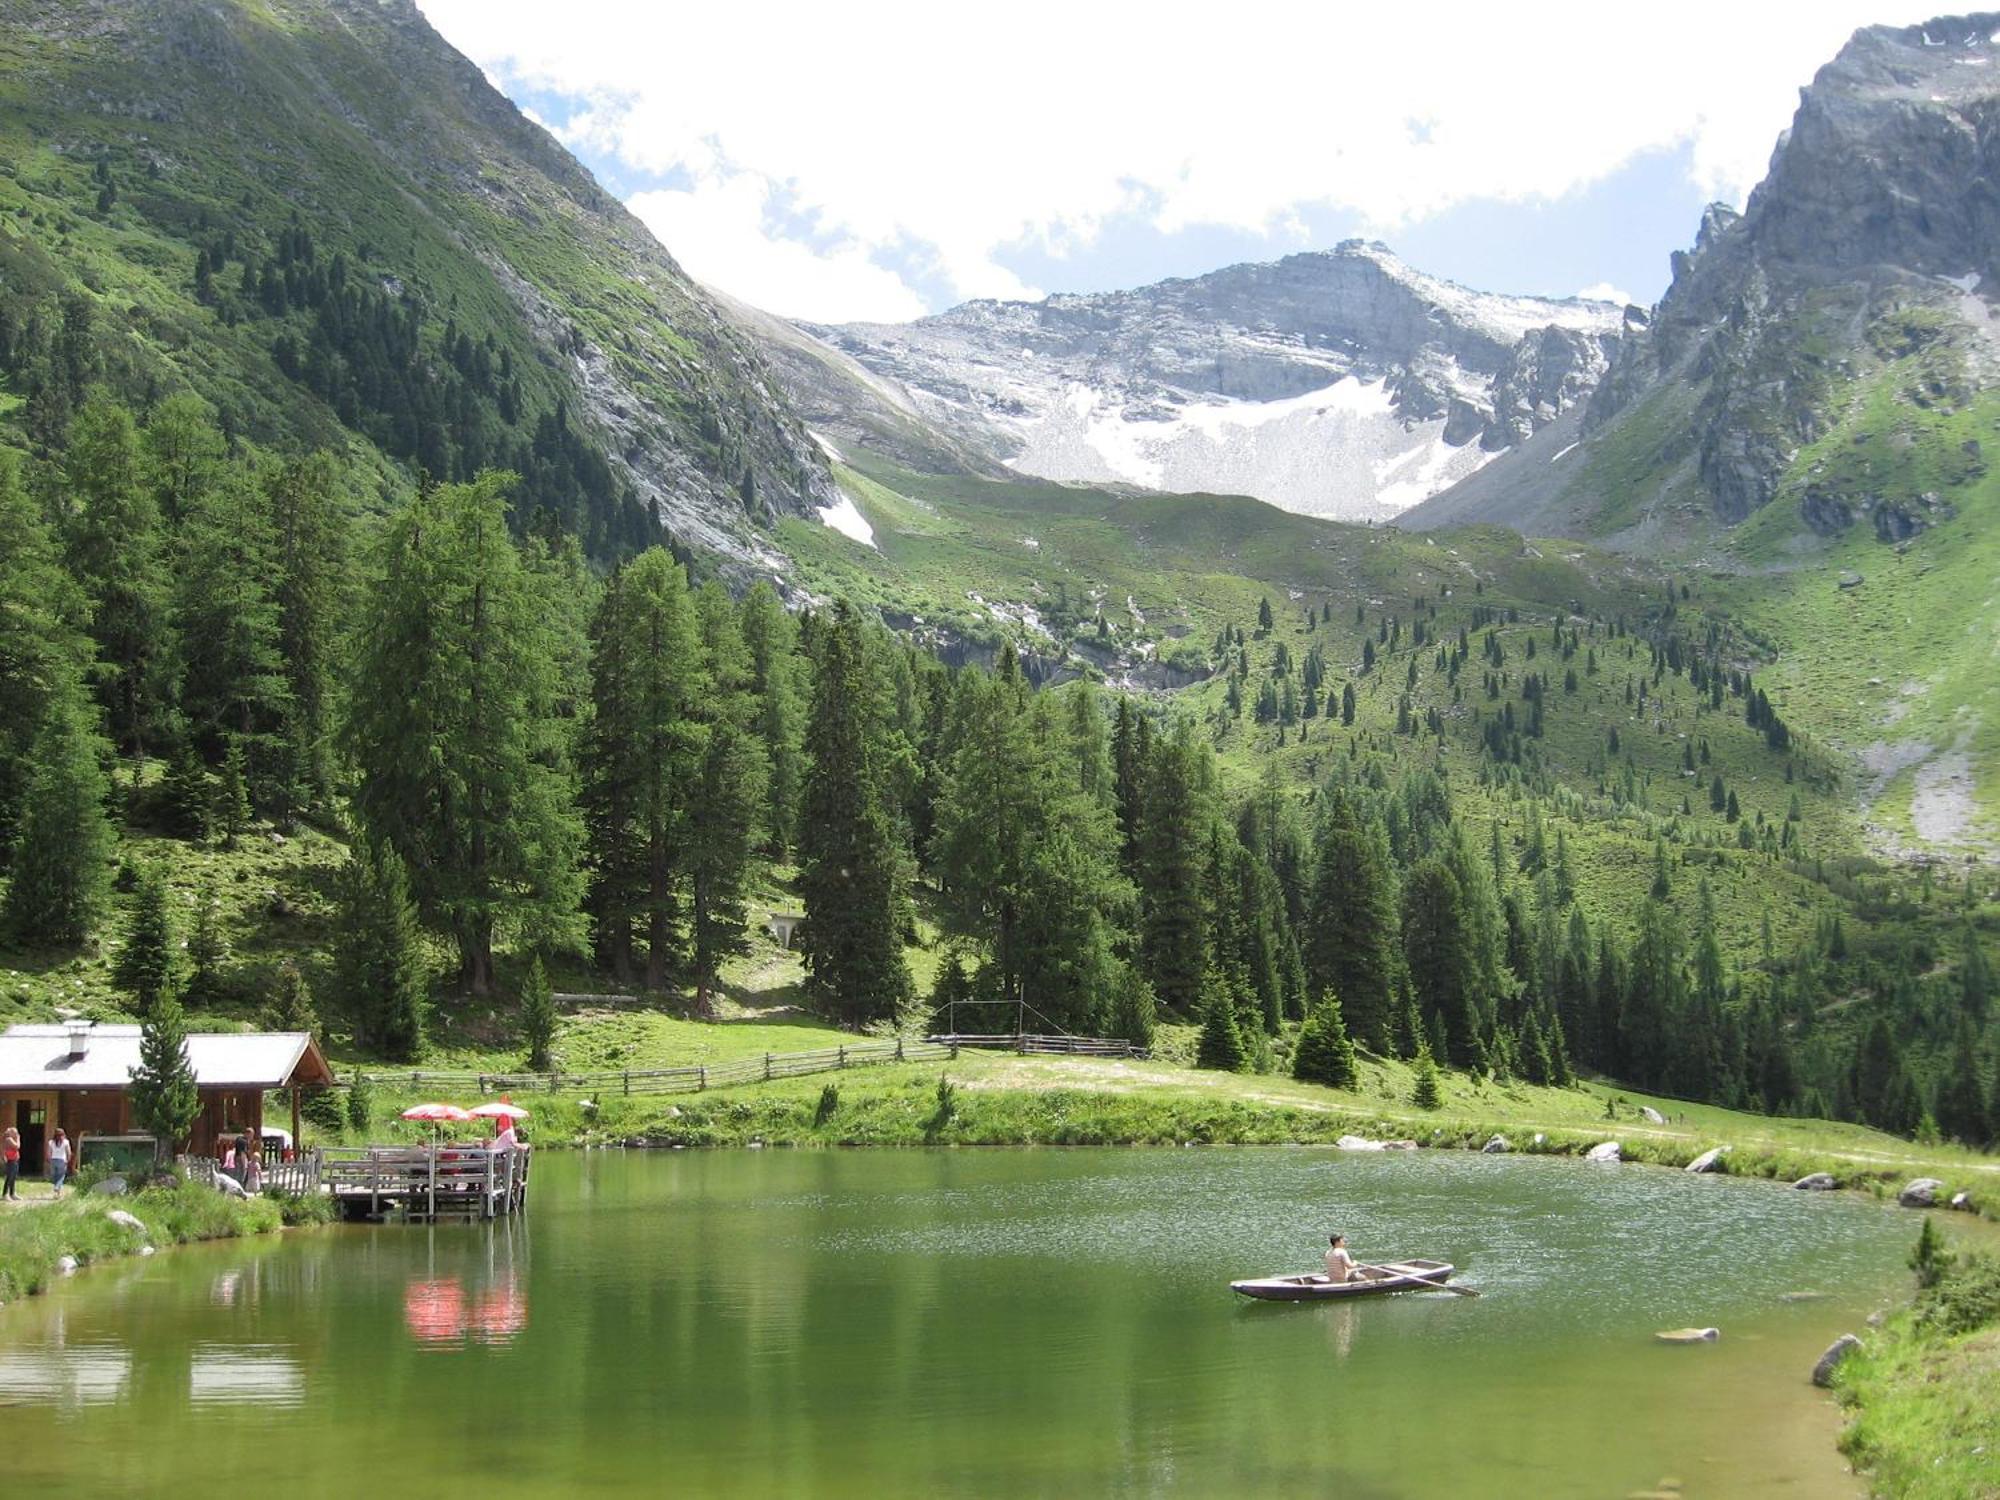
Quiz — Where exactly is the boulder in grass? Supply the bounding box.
[1684,1147,1727,1174]
[89,1175,128,1197]
[56,1256,78,1276]
[1639,1106,1666,1124]
[1898,1178,1944,1209]
[1584,1141,1622,1163]
[1336,1135,1386,1151]
[1481,1135,1510,1154]
[104,1209,147,1237]
[1950,1191,1974,1212]
[1812,1334,1863,1388]
[1792,1172,1837,1191]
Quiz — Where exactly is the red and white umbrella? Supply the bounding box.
[400,1103,474,1122]
[467,1102,529,1121]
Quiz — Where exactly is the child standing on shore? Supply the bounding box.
[2,1125,18,1199]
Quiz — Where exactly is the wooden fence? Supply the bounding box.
[349,1037,959,1097]
[343,1033,1146,1099]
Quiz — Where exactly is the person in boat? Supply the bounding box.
[1322,1233,1382,1283]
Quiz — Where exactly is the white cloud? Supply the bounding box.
[1576,282,1637,307]
[418,0,1937,322]
[627,176,928,324]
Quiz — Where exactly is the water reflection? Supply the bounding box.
[402,1223,530,1348]
[188,1344,304,1407]
[0,1311,131,1406]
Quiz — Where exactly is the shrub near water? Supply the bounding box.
[0,1183,281,1302]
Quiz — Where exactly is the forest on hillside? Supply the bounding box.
[1,375,1996,1146]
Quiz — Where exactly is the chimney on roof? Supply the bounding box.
[66,1020,90,1058]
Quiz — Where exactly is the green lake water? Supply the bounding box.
[0,1148,1926,1497]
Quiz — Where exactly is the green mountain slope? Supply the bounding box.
[0,0,834,556]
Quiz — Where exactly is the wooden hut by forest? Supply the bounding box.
[0,1021,334,1170]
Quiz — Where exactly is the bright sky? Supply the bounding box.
[417,1,1936,325]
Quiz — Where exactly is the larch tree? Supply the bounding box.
[347,474,583,995]
[1303,787,1399,1051]
[0,450,88,850]
[332,837,427,1062]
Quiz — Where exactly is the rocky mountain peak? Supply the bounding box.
[796,248,1621,520]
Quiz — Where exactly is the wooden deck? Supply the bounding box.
[322,1146,530,1221]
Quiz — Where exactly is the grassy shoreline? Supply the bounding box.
[0,1181,299,1308]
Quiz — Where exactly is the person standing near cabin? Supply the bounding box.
[2,1125,19,1200]
[46,1128,70,1196]
[240,1136,261,1195]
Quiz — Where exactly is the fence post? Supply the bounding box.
[895,1036,904,1062]
[623,1070,631,1097]
[699,1065,706,1091]
[838,1045,846,1069]
[764,1053,772,1082]
[950,1043,959,1060]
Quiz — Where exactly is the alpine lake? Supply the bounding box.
[0,1147,1938,1497]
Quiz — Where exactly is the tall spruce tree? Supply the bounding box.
[263,454,347,819]
[1137,721,1212,1014]
[578,550,707,986]
[1,669,113,946]
[1401,857,1482,1068]
[1934,1019,1990,1146]
[1293,990,1359,1088]
[130,992,200,1165]
[1303,788,1399,1050]
[61,395,175,767]
[798,603,910,1023]
[520,955,557,1071]
[0,451,88,851]
[332,838,427,1061]
[175,473,287,773]
[114,863,178,1015]
[738,581,802,858]
[687,719,767,1015]
[347,474,583,994]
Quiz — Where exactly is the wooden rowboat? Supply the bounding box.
[1230,1259,1456,1301]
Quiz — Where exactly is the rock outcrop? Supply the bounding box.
[1684,1147,1727,1174]
[1584,1141,1623,1163]
[1812,1333,1864,1387]
[1792,1172,1838,1191]
[1899,1177,1946,1208]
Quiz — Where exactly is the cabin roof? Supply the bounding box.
[0,1024,335,1091]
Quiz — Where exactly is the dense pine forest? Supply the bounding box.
[1,369,1995,1146]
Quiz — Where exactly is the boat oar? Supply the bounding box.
[1359,1261,1480,1298]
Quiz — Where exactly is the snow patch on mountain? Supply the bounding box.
[804,242,1622,521]
[818,490,876,548]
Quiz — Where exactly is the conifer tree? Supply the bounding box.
[579,550,707,986]
[130,992,200,1165]
[1292,990,1359,1088]
[1960,923,1993,1024]
[332,838,427,1061]
[62,396,175,767]
[175,475,286,772]
[1934,1019,1989,1146]
[1137,722,1212,1014]
[1196,976,1248,1072]
[1410,1040,1443,1109]
[738,581,802,857]
[184,881,227,1009]
[347,475,584,993]
[687,719,767,1015]
[520,954,557,1071]
[798,603,910,1023]
[114,863,178,1015]
[263,454,347,818]
[1401,857,1483,1067]
[1,671,113,946]
[1303,788,1399,1050]
[269,960,318,1034]
[0,451,88,851]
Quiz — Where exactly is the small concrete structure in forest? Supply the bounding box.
[0,1021,334,1170]
[768,910,806,949]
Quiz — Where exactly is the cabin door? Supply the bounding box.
[15,1097,52,1174]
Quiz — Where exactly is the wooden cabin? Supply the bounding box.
[0,1021,334,1170]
